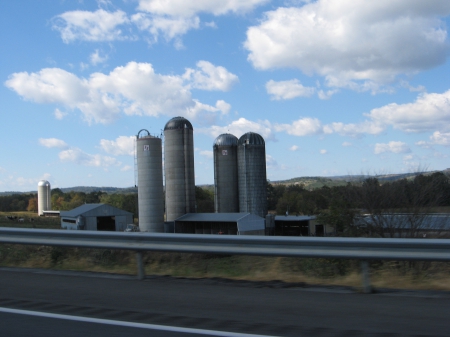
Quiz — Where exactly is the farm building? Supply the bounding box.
[173,213,265,235]
[60,204,133,231]
[270,215,334,237]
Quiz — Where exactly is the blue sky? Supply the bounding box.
[1,0,450,192]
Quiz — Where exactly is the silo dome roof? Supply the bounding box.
[38,180,50,187]
[213,133,238,146]
[238,132,265,146]
[164,116,193,131]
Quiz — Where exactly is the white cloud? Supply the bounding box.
[90,50,108,65]
[374,141,411,154]
[289,145,299,151]
[266,79,315,100]
[275,117,323,136]
[52,9,130,43]
[201,117,275,141]
[184,61,239,91]
[5,61,235,125]
[59,147,120,167]
[215,100,231,115]
[39,138,69,149]
[342,142,352,147]
[54,108,67,120]
[245,1,450,90]
[366,90,450,133]
[320,149,327,155]
[133,0,268,43]
[100,136,135,156]
[137,0,269,17]
[200,150,213,159]
[121,165,133,172]
[266,154,278,169]
[430,131,450,145]
[131,12,200,43]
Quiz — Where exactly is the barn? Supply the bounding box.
[173,213,265,235]
[60,204,133,231]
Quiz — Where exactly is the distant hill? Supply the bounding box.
[1,169,448,195]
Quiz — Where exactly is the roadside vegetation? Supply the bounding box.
[0,171,449,291]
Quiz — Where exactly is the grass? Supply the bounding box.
[0,212,449,291]
[0,211,60,229]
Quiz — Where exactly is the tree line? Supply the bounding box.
[1,173,449,237]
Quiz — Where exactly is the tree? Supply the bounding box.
[27,197,38,212]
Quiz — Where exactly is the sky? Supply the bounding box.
[1,0,450,192]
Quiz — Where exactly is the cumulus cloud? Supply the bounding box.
[266,79,315,100]
[39,138,69,149]
[90,50,108,65]
[275,117,323,136]
[430,131,450,145]
[131,12,199,44]
[52,9,130,43]
[137,0,269,17]
[374,141,411,154]
[100,136,135,156]
[201,117,275,141]
[54,108,67,120]
[59,147,120,167]
[320,149,327,155]
[289,145,299,151]
[366,90,450,133]
[5,61,234,125]
[184,61,239,91]
[245,0,450,90]
[200,150,213,158]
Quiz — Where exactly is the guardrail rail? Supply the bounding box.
[1,228,449,293]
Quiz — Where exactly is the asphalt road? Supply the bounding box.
[0,267,449,336]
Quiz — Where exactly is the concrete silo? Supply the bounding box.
[237,132,267,218]
[37,180,51,216]
[136,130,164,232]
[213,133,239,213]
[164,117,196,221]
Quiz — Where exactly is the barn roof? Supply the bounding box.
[60,204,133,218]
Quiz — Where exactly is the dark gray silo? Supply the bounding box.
[237,132,267,218]
[164,116,196,221]
[213,133,239,213]
[136,130,164,232]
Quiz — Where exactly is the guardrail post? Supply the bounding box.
[361,260,372,293]
[136,251,145,280]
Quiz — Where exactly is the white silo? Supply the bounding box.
[136,130,164,232]
[213,133,239,213]
[37,180,51,216]
[164,116,196,221]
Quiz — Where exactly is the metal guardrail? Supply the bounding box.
[1,228,449,292]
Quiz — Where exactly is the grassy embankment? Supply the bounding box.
[0,211,449,291]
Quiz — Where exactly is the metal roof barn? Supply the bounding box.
[60,204,133,231]
[213,133,239,213]
[174,212,265,235]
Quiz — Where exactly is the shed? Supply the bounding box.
[60,204,133,231]
[174,213,265,235]
[273,215,334,237]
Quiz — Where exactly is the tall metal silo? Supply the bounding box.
[37,180,51,216]
[164,116,196,221]
[237,132,268,218]
[213,133,239,213]
[136,130,164,232]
